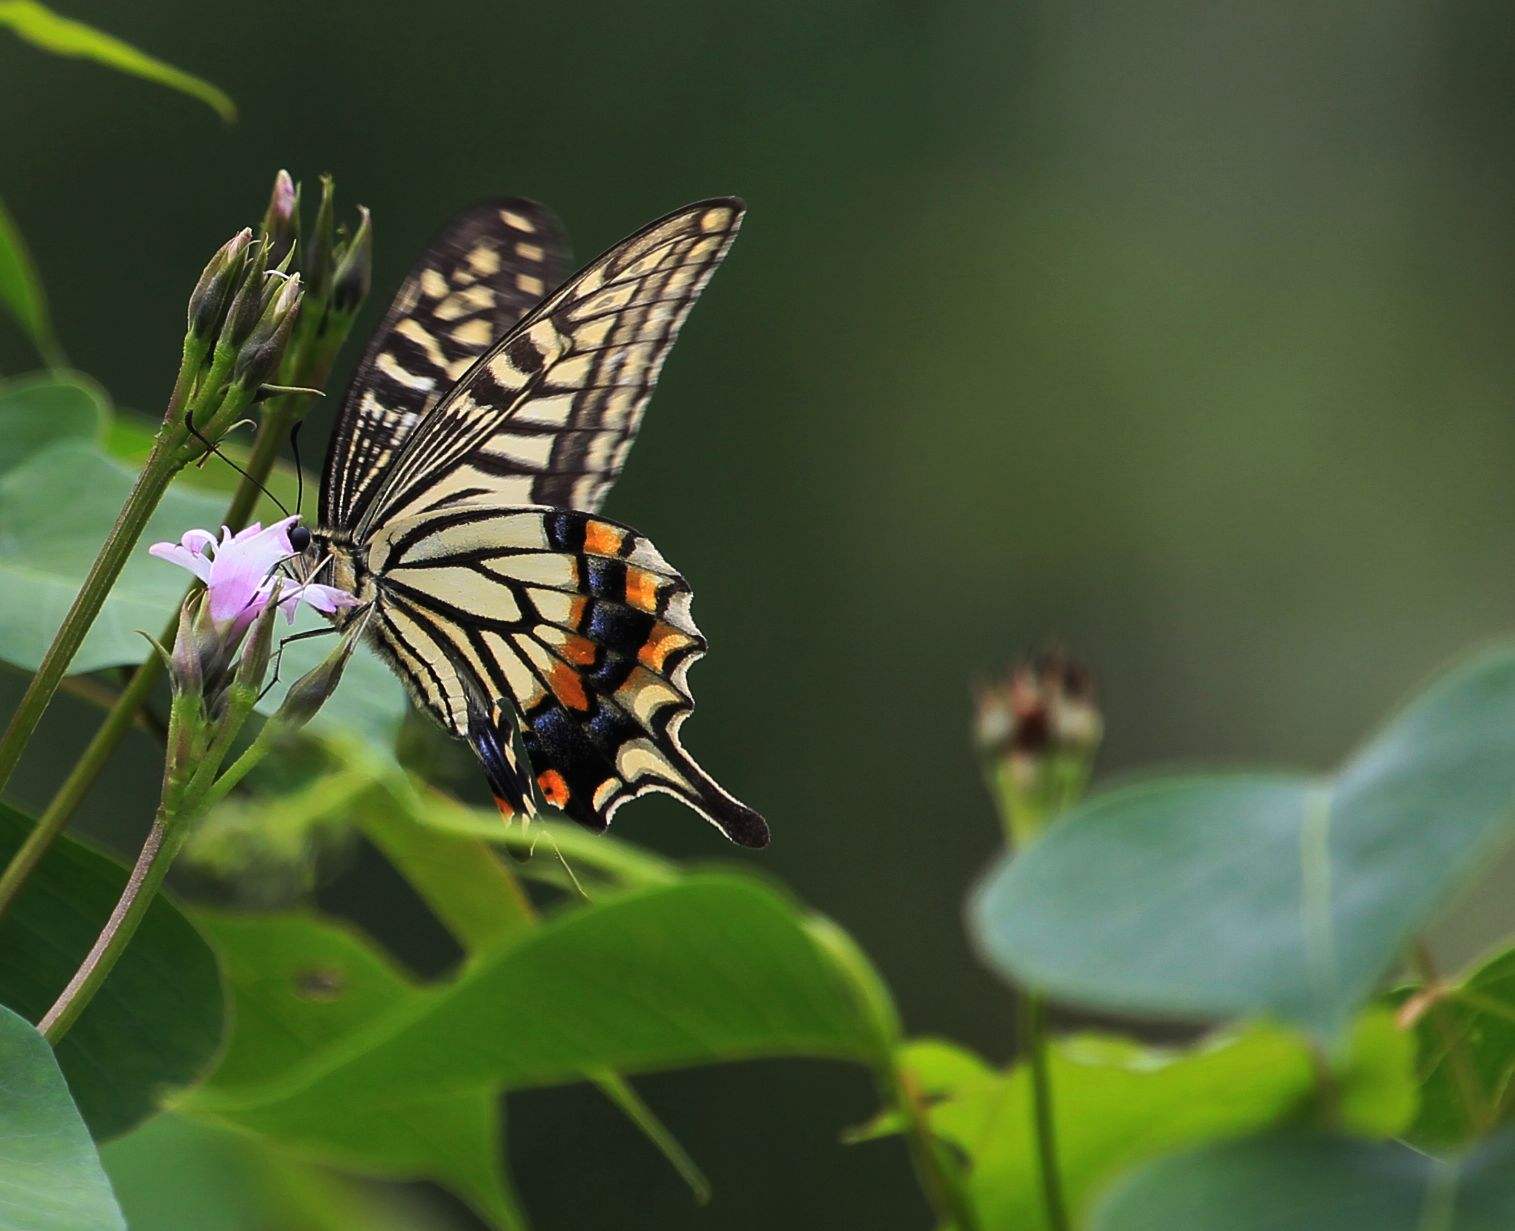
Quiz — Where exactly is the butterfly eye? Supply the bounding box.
[288,525,312,553]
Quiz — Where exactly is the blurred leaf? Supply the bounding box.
[0,1,234,120]
[972,644,1515,1038]
[0,1004,124,1231]
[184,910,524,1229]
[1090,1130,1515,1231]
[0,372,104,470]
[188,875,894,1125]
[1335,1008,1419,1136]
[104,410,301,518]
[0,412,409,745]
[1405,947,1515,1147]
[0,803,224,1140]
[104,1114,460,1231]
[0,197,62,365]
[856,1025,1365,1230]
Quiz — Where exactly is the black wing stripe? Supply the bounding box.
[322,200,572,529]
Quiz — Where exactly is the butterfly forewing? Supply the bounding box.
[364,502,768,847]
[321,200,572,529]
[353,198,745,536]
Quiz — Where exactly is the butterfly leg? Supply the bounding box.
[257,624,340,703]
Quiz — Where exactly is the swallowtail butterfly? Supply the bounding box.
[289,198,768,847]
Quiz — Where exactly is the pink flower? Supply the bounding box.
[150,516,358,635]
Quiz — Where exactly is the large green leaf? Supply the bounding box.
[0,407,410,746]
[0,803,223,1140]
[1090,1130,1515,1231]
[0,373,104,471]
[104,1114,455,1231]
[0,199,62,366]
[1405,947,1515,1147]
[0,1,234,120]
[183,910,523,1228]
[853,1013,1412,1231]
[186,875,893,1127]
[972,645,1515,1037]
[0,1004,124,1231]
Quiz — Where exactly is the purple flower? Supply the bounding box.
[150,516,358,635]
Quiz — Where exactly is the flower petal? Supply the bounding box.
[148,540,213,583]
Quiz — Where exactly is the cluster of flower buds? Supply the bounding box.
[173,170,371,466]
[973,650,1103,845]
[147,517,362,813]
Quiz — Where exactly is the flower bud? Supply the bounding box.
[275,623,361,730]
[235,595,280,691]
[232,273,303,392]
[259,169,297,268]
[303,174,336,301]
[974,650,1102,844]
[329,206,371,318]
[219,239,270,353]
[186,228,252,342]
[170,591,207,699]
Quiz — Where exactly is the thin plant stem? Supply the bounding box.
[1019,990,1069,1231]
[0,433,181,794]
[0,401,299,923]
[38,810,189,1041]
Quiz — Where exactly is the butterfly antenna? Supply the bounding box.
[289,421,305,517]
[184,404,290,518]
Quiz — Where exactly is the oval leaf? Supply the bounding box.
[972,645,1515,1037]
[1091,1130,1515,1231]
[0,1003,125,1230]
[0,802,224,1139]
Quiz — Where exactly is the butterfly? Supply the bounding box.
[287,198,768,848]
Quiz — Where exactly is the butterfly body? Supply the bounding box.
[291,197,768,848]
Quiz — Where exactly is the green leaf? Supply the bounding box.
[0,1004,125,1231]
[0,1,235,120]
[0,418,410,746]
[1090,1130,1515,1231]
[187,875,894,1121]
[104,1114,457,1231]
[865,1027,1320,1230]
[0,197,62,365]
[972,644,1515,1038]
[1406,947,1515,1147]
[183,910,523,1229]
[0,802,224,1140]
[0,372,105,471]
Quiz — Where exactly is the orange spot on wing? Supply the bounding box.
[568,596,588,628]
[492,794,517,820]
[562,633,597,665]
[638,625,691,672]
[549,661,590,710]
[625,567,661,613]
[537,769,570,806]
[583,521,625,557]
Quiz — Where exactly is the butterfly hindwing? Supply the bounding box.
[363,502,768,847]
[353,198,745,535]
[321,199,572,529]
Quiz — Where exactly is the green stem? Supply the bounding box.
[1019,990,1069,1231]
[0,400,299,923]
[38,810,189,1042]
[0,430,183,795]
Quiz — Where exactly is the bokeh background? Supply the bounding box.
[6,1,1515,1226]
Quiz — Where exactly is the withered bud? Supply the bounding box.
[974,650,1102,793]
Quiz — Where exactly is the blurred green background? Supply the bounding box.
[6,1,1515,1226]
